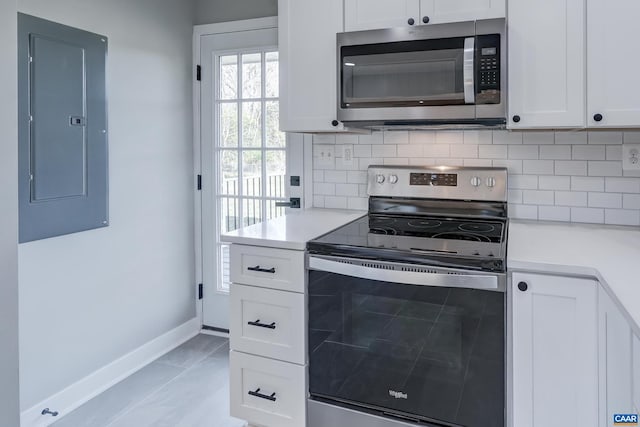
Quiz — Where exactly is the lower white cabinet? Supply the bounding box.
[599,286,635,424]
[230,284,306,365]
[512,272,598,427]
[230,351,307,427]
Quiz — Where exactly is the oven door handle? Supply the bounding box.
[463,36,475,105]
[308,256,499,291]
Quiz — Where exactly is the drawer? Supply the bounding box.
[230,351,306,427]
[230,244,305,293]
[230,284,306,364]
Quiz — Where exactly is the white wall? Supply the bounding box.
[313,130,640,225]
[18,0,197,411]
[0,0,21,424]
[194,0,277,25]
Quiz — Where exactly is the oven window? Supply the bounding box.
[308,270,504,427]
[341,38,467,108]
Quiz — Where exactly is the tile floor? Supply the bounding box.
[52,334,245,427]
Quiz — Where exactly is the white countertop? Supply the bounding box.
[509,219,640,331]
[221,208,366,250]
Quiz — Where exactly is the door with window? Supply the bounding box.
[200,23,299,330]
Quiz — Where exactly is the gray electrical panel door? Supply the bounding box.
[18,14,108,243]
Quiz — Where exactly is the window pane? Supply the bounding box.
[266,101,285,148]
[242,198,263,226]
[219,55,237,100]
[220,150,238,196]
[266,51,279,98]
[242,150,262,197]
[242,102,262,147]
[266,200,286,221]
[219,244,231,291]
[242,53,261,99]
[220,197,239,233]
[219,103,238,147]
[266,151,286,198]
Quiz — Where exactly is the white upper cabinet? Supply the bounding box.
[420,0,505,24]
[345,0,420,31]
[587,0,640,128]
[508,0,586,129]
[512,272,598,427]
[278,0,346,133]
[345,0,504,31]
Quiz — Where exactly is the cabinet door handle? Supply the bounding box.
[247,319,276,330]
[248,388,277,402]
[512,115,521,123]
[422,16,430,24]
[408,18,415,25]
[594,113,603,122]
[518,281,528,292]
[247,266,276,274]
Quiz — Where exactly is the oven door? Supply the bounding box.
[308,255,505,427]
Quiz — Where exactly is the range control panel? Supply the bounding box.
[368,166,508,202]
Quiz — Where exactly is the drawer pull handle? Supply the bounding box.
[248,388,277,402]
[248,266,276,274]
[248,319,277,329]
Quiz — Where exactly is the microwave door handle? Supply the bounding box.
[308,256,499,291]
[463,37,475,104]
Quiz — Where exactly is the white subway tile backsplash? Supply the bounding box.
[571,207,605,224]
[335,183,359,197]
[539,206,571,222]
[383,131,409,145]
[588,131,623,145]
[312,130,640,226]
[523,160,554,175]
[450,144,478,158]
[555,161,588,176]
[523,190,555,205]
[508,145,539,159]
[354,144,372,158]
[555,191,587,207]
[493,131,523,145]
[397,144,424,158]
[555,132,588,145]
[509,175,538,190]
[539,176,570,191]
[588,192,622,209]
[573,145,606,160]
[540,145,571,160]
[605,209,640,226]
[523,132,554,145]
[571,176,605,192]
[479,145,507,159]
[372,145,397,158]
[324,196,348,209]
[605,177,640,193]
[436,131,464,144]
[588,161,622,177]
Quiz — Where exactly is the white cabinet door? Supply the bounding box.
[599,287,634,425]
[279,0,346,133]
[508,0,585,129]
[587,0,640,128]
[420,0,504,24]
[512,273,598,427]
[344,0,420,31]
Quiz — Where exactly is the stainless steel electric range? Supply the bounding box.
[307,166,508,427]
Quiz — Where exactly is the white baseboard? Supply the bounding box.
[21,317,201,427]
[200,328,229,339]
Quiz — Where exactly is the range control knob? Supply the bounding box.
[376,174,386,184]
[486,177,496,188]
[389,174,399,184]
[470,176,482,187]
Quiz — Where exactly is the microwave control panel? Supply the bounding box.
[476,34,501,104]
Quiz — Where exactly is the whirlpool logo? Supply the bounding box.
[389,390,408,399]
[614,414,639,425]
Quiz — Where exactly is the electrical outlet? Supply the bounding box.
[342,145,354,166]
[313,145,334,168]
[623,144,640,171]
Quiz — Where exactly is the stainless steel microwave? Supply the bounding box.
[337,18,506,128]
